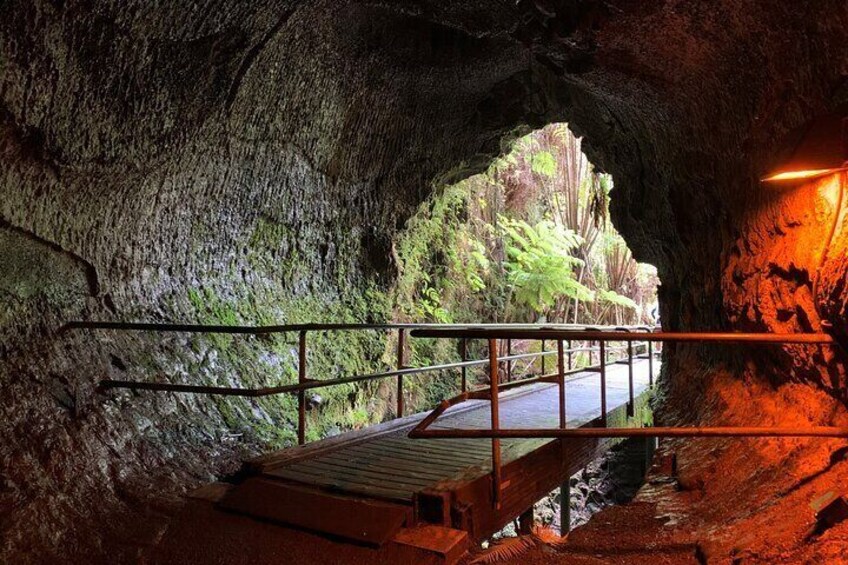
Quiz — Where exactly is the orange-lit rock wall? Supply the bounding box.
[723,174,847,392]
[518,2,848,561]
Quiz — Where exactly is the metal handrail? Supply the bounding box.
[100,350,642,398]
[66,321,651,445]
[98,351,565,397]
[406,329,843,510]
[409,328,834,344]
[61,321,656,334]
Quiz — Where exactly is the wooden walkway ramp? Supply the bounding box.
[219,358,658,554]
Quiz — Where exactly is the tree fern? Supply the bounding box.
[499,216,594,313]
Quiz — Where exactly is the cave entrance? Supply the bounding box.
[395,123,658,328]
[392,123,659,399]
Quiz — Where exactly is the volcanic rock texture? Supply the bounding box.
[2,1,848,563]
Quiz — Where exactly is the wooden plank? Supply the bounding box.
[319,452,451,481]
[360,437,492,461]
[251,380,552,473]
[186,482,232,502]
[219,478,411,546]
[289,457,438,488]
[392,525,469,565]
[347,442,480,470]
[327,446,469,474]
[334,443,469,468]
[291,459,438,490]
[360,444,489,470]
[378,437,494,459]
[268,460,412,489]
[266,466,417,501]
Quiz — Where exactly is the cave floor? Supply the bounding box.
[148,498,444,565]
[147,481,700,565]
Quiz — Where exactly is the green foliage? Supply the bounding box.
[419,280,452,323]
[393,183,489,324]
[158,269,398,451]
[500,217,594,312]
[596,289,638,310]
[384,123,657,411]
[530,151,557,177]
[389,122,657,397]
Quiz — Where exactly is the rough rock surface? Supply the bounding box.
[2,1,848,563]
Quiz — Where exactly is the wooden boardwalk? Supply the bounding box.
[220,357,658,549]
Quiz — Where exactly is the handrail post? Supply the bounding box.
[648,340,654,387]
[506,339,513,382]
[567,339,572,370]
[588,341,593,366]
[541,339,546,375]
[298,330,307,445]
[397,328,406,418]
[599,339,607,427]
[489,338,502,510]
[627,339,634,418]
[557,339,566,428]
[460,338,468,393]
[560,481,571,536]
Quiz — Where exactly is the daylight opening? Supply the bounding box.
[395,123,657,327]
[392,124,659,409]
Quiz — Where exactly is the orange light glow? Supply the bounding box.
[762,167,847,183]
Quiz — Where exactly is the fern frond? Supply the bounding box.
[468,536,537,564]
[532,524,569,547]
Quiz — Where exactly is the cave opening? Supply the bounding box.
[394,122,659,330]
[391,122,659,414]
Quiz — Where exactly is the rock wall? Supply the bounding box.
[515,1,848,560]
[0,2,567,562]
[517,0,848,412]
[2,1,848,563]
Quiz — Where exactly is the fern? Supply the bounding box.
[468,537,536,564]
[530,150,557,177]
[499,216,594,313]
[467,527,568,564]
[596,289,638,310]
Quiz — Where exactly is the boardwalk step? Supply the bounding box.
[392,525,469,565]
[217,477,412,546]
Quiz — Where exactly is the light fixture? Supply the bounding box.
[761,115,848,183]
[760,113,848,352]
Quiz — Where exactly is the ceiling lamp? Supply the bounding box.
[761,115,848,183]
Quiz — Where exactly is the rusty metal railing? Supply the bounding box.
[407,328,845,509]
[63,321,651,446]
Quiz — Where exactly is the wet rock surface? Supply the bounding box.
[544,439,651,534]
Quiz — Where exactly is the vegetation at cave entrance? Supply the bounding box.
[393,123,658,328]
[390,123,658,410]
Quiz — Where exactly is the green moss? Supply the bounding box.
[248,217,291,252]
[141,190,477,453]
[165,268,396,451]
